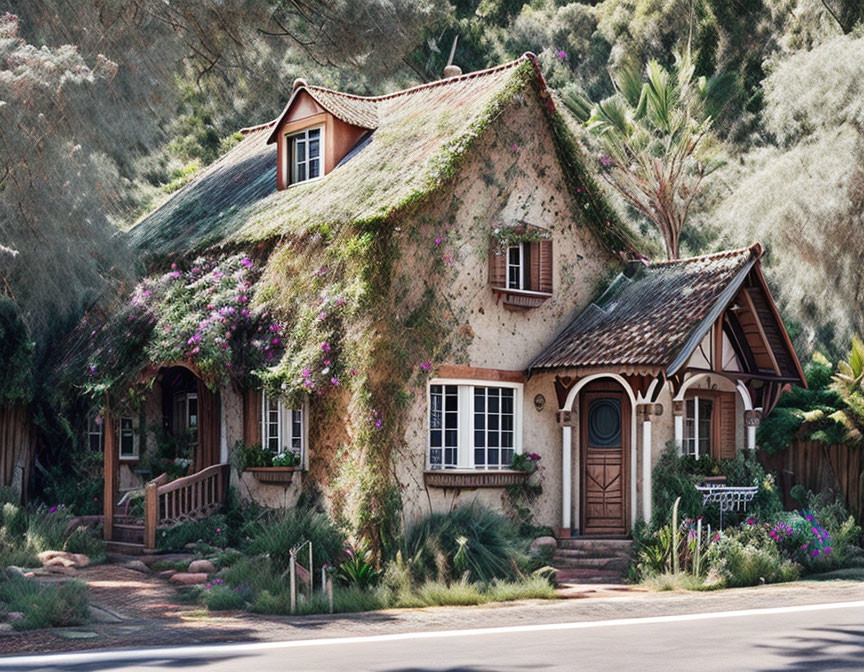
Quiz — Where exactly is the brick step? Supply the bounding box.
[552,556,631,572]
[106,541,145,556]
[557,538,632,550]
[553,547,633,560]
[555,568,625,585]
[112,524,145,545]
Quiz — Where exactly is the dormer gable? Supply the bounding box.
[266,79,377,190]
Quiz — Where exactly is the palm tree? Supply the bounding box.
[831,336,864,443]
[565,49,735,259]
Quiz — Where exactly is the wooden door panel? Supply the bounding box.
[581,387,628,536]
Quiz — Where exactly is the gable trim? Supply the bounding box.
[666,257,758,377]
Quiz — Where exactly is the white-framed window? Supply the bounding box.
[507,244,524,290]
[683,396,713,459]
[117,415,140,460]
[287,127,322,184]
[428,380,522,470]
[87,411,104,453]
[261,392,306,461]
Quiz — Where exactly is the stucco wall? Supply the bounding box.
[392,92,618,527]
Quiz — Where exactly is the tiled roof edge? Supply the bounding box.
[242,54,533,137]
[650,242,762,267]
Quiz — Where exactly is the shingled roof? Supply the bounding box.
[129,54,644,260]
[530,245,764,375]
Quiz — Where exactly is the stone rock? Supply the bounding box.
[37,551,90,569]
[157,570,177,580]
[46,564,76,575]
[139,553,195,567]
[0,623,13,634]
[169,572,208,585]
[5,566,27,578]
[124,560,149,574]
[530,536,558,553]
[44,557,76,569]
[7,612,23,623]
[187,559,216,575]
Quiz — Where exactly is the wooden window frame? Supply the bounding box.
[490,238,553,310]
[285,126,324,186]
[683,389,737,460]
[427,379,523,471]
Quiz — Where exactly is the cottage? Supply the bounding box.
[85,54,804,552]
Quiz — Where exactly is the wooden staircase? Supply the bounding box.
[553,538,633,584]
[106,463,230,556]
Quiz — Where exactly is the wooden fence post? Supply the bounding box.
[144,479,158,551]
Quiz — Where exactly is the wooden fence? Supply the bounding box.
[759,440,864,519]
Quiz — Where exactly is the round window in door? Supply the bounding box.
[588,398,622,446]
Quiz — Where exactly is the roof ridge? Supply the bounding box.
[650,243,762,267]
[240,54,532,135]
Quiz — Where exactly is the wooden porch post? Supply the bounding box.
[102,407,117,542]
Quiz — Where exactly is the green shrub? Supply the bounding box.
[157,514,230,552]
[244,508,343,582]
[337,544,380,588]
[484,575,557,602]
[204,585,246,611]
[707,535,800,588]
[406,504,528,583]
[0,575,89,630]
[64,526,106,563]
[25,505,73,553]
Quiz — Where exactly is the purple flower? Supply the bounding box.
[241,257,253,268]
[331,377,339,386]
[215,528,221,534]
[168,270,182,280]
[511,144,519,152]
[434,237,443,245]
[318,311,327,321]
[48,506,58,514]
[321,342,331,353]
[301,367,311,378]
[556,50,567,60]
[418,362,432,371]
[746,518,756,525]
[599,155,613,167]
[88,365,97,377]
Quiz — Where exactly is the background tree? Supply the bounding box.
[568,49,734,259]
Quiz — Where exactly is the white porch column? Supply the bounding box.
[642,415,652,523]
[673,400,684,455]
[219,393,229,463]
[746,407,762,452]
[561,423,572,534]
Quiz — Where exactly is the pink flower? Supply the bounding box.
[168,270,182,279]
[323,359,331,366]
[434,237,443,245]
[215,528,221,534]
[511,144,519,152]
[350,368,359,376]
[191,346,200,354]
[241,257,253,268]
[301,367,311,378]
[321,342,331,352]
[418,362,431,371]
[225,362,232,368]
[374,418,383,428]
[599,155,612,167]
[88,365,97,376]
[556,49,567,60]
[442,255,453,264]
[318,311,327,321]
[336,297,345,306]
[331,377,339,386]
[272,337,280,345]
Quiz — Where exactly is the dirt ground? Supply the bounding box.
[2,563,864,657]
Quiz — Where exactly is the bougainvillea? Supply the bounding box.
[84,253,284,396]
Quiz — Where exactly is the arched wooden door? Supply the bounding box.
[580,380,629,536]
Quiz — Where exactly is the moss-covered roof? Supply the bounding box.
[130,54,644,260]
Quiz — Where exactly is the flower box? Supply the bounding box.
[245,467,300,485]
[423,470,529,489]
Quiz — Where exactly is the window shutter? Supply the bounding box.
[243,388,262,447]
[489,245,507,288]
[538,239,553,293]
[715,391,737,460]
[528,242,540,291]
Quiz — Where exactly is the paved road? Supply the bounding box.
[6,599,864,671]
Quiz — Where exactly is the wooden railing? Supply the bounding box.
[143,463,230,550]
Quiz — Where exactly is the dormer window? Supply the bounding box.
[287,127,323,185]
